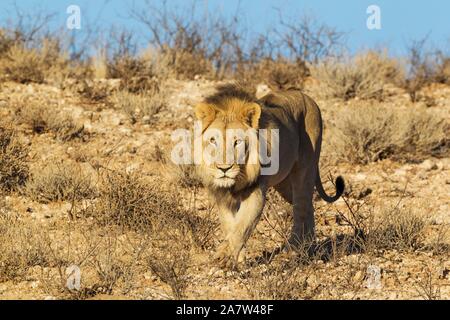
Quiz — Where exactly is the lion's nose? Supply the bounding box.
[217,164,233,173]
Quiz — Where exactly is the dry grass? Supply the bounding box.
[245,262,310,299]
[82,171,174,231]
[163,163,203,188]
[0,125,29,192]
[0,211,51,282]
[327,104,449,164]
[159,49,213,80]
[106,55,161,93]
[311,52,402,101]
[66,78,114,102]
[332,188,431,254]
[240,58,310,90]
[111,87,167,124]
[370,208,427,251]
[25,160,96,203]
[398,38,449,102]
[37,223,149,299]
[81,169,216,249]
[14,103,85,141]
[434,56,450,85]
[146,228,192,299]
[77,170,199,298]
[0,39,68,84]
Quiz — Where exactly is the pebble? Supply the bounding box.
[419,159,438,171]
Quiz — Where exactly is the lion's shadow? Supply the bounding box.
[250,234,366,266]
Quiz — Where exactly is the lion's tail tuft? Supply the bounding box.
[315,172,345,203]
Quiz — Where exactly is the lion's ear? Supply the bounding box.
[241,103,261,128]
[195,103,216,128]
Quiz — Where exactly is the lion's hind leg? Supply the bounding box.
[288,161,317,247]
[274,177,293,204]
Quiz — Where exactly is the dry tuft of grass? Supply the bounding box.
[327,104,449,164]
[398,38,449,102]
[81,169,216,250]
[14,103,85,141]
[370,208,428,251]
[25,160,96,203]
[311,52,401,101]
[0,39,68,84]
[147,229,192,299]
[36,223,150,299]
[333,190,430,253]
[160,49,213,80]
[0,125,29,192]
[111,87,167,124]
[82,171,174,231]
[242,58,310,90]
[0,211,51,282]
[245,260,312,300]
[106,55,162,93]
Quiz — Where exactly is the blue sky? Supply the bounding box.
[1,0,449,56]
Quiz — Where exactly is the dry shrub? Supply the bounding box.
[0,39,68,84]
[83,171,167,230]
[84,230,146,297]
[311,52,401,101]
[15,103,85,141]
[434,55,450,85]
[415,266,443,300]
[147,228,192,299]
[106,54,162,93]
[398,38,448,102]
[0,29,16,55]
[163,163,203,188]
[333,190,430,253]
[0,212,51,282]
[245,261,312,300]
[241,58,310,90]
[369,208,427,251]
[25,160,96,203]
[107,47,211,85]
[130,2,242,79]
[38,223,149,299]
[83,170,216,249]
[79,170,198,298]
[160,147,203,188]
[0,125,29,191]
[111,86,167,124]
[64,78,116,102]
[328,104,449,164]
[159,49,213,80]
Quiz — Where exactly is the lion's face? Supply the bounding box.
[194,98,261,191]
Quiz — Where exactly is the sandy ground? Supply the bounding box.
[0,79,448,300]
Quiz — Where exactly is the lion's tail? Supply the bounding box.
[315,170,345,203]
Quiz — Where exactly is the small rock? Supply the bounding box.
[419,159,437,171]
[353,270,364,282]
[142,116,151,124]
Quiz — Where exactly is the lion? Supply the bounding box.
[193,83,344,268]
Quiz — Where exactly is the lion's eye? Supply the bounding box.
[209,137,217,145]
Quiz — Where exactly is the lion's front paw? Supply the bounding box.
[214,242,238,270]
